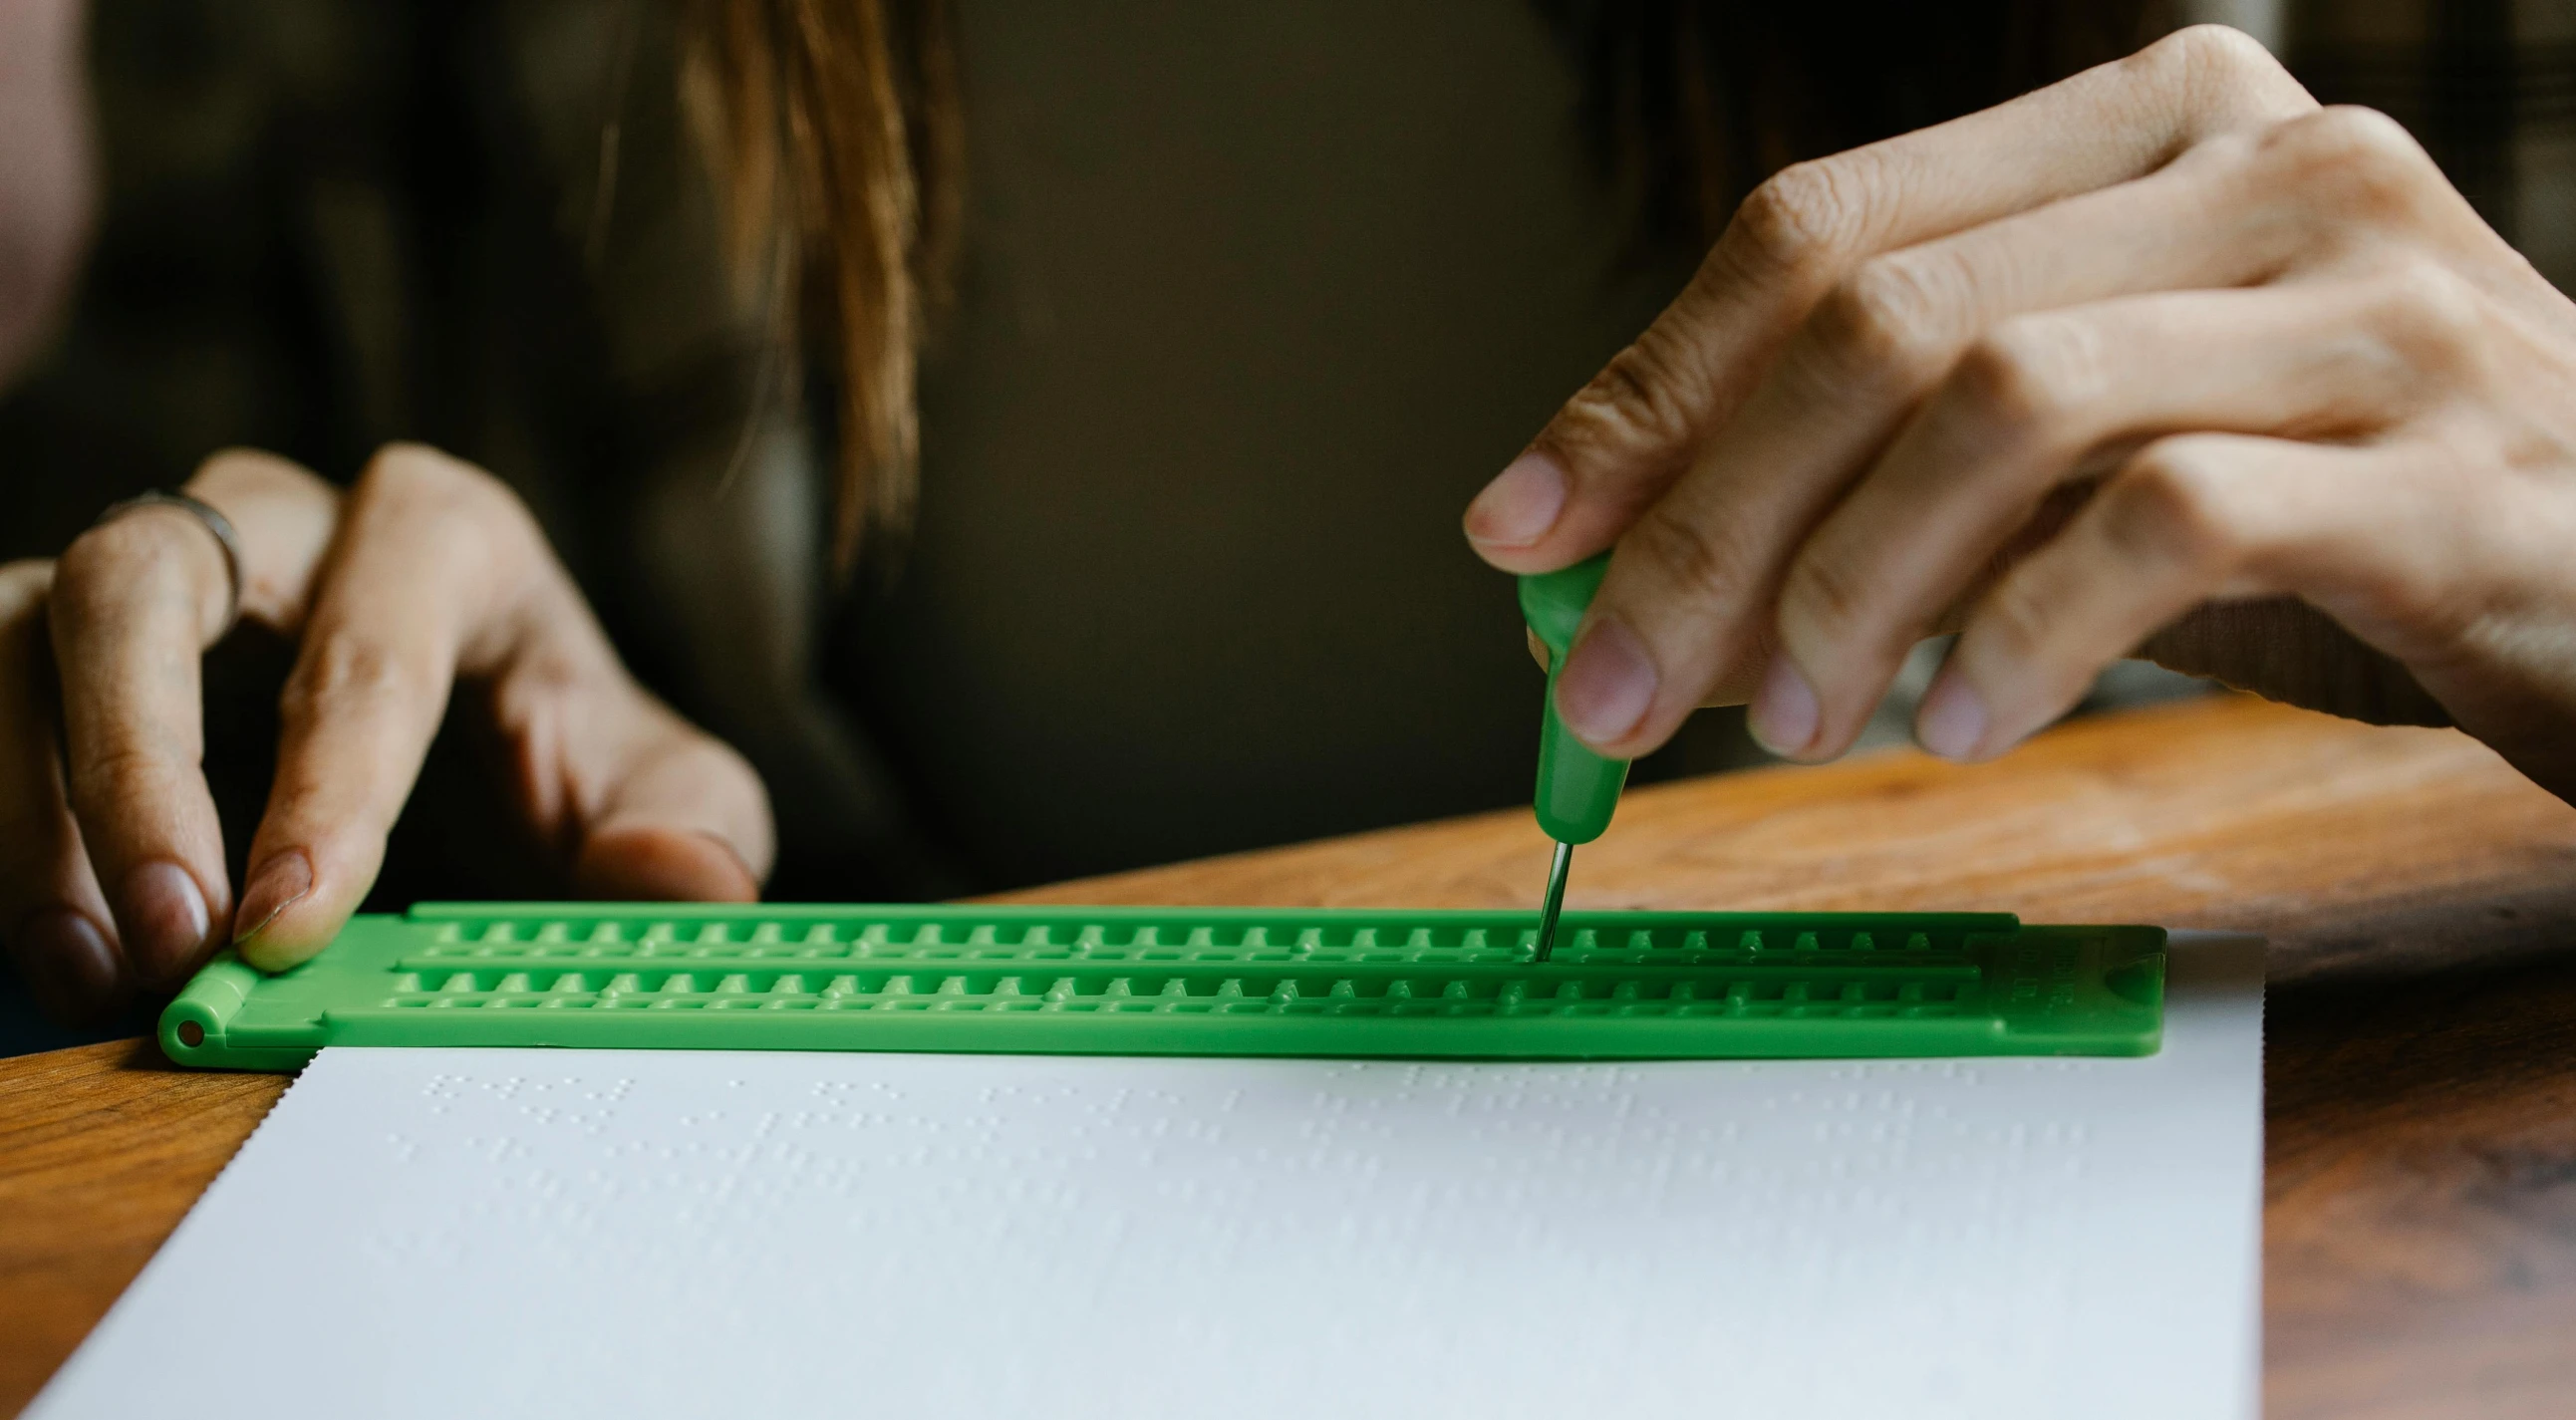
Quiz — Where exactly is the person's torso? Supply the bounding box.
[842,0,1701,886]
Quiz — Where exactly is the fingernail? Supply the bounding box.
[10,908,120,1023]
[1748,656,1821,758]
[1915,673,1989,760]
[115,860,210,987]
[1465,451,1570,549]
[233,849,314,946]
[1555,617,1657,747]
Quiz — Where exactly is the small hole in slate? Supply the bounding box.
[176,1020,205,1047]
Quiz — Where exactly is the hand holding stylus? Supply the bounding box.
[1468,25,2576,805]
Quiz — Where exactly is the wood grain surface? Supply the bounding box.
[0,1038,286,1414]
[5,694,2572,1417]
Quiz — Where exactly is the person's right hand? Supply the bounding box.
[1,444,774,1023]
[1467,25,2576,799]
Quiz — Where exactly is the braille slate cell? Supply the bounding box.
[161,904,2165,1069]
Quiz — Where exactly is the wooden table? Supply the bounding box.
[5,694,2573,1418]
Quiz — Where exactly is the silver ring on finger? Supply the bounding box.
[93,489,245,639]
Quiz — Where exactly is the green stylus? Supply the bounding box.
[1520,552,1632,962]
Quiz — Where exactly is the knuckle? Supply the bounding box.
[1947,317,2099,450]
[1558,328,1712,458]
[2264,106,2437,218]
[58,516,165,584]
[2178,128,2262,174]
[2150,23,2288,91]
[2133,24,2305,125]
[498,640,590,704]
[1975,567,2061,666]
[1725,159,1860,281]
[1781,544,1882,649]
[187,446,328,501]
[353,442,543,569]
[1808,256,1953,388]
[358,443,527,527]
[2368,565,2462,642]
[2304,105,2424,163]
[73,742,189,811]
[53,519,199,627]
[1629,501,1759,609]
[2105,442,2241,573]
[2371,258,2486,366]
[282,630,419,723]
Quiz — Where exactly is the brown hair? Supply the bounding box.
[679,0,963,576]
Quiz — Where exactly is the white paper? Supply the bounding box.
[33,934,2261,1420]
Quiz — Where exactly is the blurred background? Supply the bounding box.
[5,0,2568,1049]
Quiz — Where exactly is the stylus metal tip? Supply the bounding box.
[1534,840,1574,963]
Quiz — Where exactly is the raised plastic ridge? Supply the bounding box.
[159,903,2165,1069]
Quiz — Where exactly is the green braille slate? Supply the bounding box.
[161,903,2164,1068]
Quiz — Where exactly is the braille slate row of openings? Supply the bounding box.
[379,969,1972,1019]
[418,917,1963,963]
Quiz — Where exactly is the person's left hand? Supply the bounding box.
[1,444,770,1024]
[1463,26,2576,801]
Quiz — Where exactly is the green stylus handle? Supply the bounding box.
[1520,553,1631,845]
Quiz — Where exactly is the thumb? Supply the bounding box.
[574,724,769,902]
[577,826,760,902]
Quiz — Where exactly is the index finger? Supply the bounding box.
[226,445,532,970]
[1465,24,2313,573]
